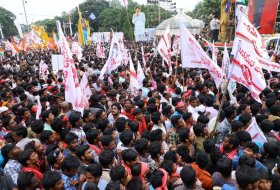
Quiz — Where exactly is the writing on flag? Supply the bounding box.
[80,73,92,109]
[129,55,139,96]
[246,120,267,143]
[71,42,83,61]
[137,61,145,87]
[180,23,223,87]
[231,41,266,102]
[56,20,84,115]
[5,41,18,56]
[96,42,106,58]
[157,25,172,73]
[39,60,48,79]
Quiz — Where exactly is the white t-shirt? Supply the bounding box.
[210,18,220,30]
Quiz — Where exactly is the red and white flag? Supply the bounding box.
[231,41,266,102]
[56,20,84,115]
[180,23,223,87]
[29,30,44,44]
[96,42,106,59]
[4,41,18,56]
[129,55,139,96]
[203,39,219,64]
[246,120,267,143]
[157,25,172,73]
[80,73,92,109]
[71,42,83,61]
[137,61,145,87]
[141,45,147,69]
[222,42,232,79]
[232,15,280,72]
[39,59,48,79]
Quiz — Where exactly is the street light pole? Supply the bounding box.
[21,0,29,32]
[0,24,4,39]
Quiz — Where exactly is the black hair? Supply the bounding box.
[236,131,252,145]
[231,120,243,132]
[86,128,100,144]
[180,166,197,188]
[69,111,81,127]
[203,138,216,153]
[42,171,62,190]
[193,123,206,137]
[244,141,259,154]
[40,130,53,143]
[18,149,35,166]
[30,119,44,134]
[226,134,240,149]
[160,160,173,175]
[75,145,90,159]
[263,142,279,158]
[150,141,162,159]
[151,112,161,125]
[105,181,121,190]
[121,148,138,162]
[17,172,35,190]
[110,165,126,181]
[177,145,192,163]
[126,177,143,190]
[15,127,27,138]
[178,128,190,142]
[141,130,150,140]
[114,117,127,132]
[239,114,252,126]
[195,151,208,169]
[101,135,114,147]
[260,119,274,133]
[164,150,178,163]
[129,121,139,133]
[97,119,110,132]
[134,138,148,154]
[182,112,192,121]
[51,117,63,133]
[61,155,80,171]
[83,182,100,190]
[210,148,223,166]
[239,155,256,168]
[150,129,163,142]
[204,95,214,107]
[216,157,232,177]
[224,106,236,118]
[41,110,52,123]
[197,115,209,124]
[120,130,133,146]
[64,132,78,144]
[149,169,164,189]
[170,115,182,126]
[86,163,103,177]
[236,166,260,189]
[99,150,115,168]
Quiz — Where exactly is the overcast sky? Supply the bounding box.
[0,0,202,24]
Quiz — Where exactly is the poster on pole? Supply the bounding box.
[51,55,64,74]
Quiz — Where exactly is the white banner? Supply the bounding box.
[80,73,92,109]
[137,61,145,87]
[51,55,64,74]
[96,42,106,59]
[246,120,267,143]
[129,56,139,96]
[39,59,48,79]
[222,42,231,79]
[157,25,172,73]
[180,23,223,87]
[71,42,83,61]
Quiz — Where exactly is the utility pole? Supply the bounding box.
[0,24,3,39]
[21,0,29,32]
[69,14,73,37]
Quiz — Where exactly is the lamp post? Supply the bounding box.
[21,0,29,32]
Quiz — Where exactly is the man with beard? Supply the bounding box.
[108,103,128,125]
[76,145,96,174]
[219,134,240,160]
[121,99,135,120]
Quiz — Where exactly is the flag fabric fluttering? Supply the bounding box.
[89,13,96,21]
[96,42,106,59]
[137,61,145,87]
[180,23,223,87]
[35,95,42,120]
[39,59,48,80]
[98,34,123,80]
[129,55,139,96]
[246,120,267,143]
[5,41,18,56]
[141,45,147,69]
[231,41,266,102]
[203,39,219,64]
[56,20,84,115]
[80,73,92,109]
[157,25,172,74]
[71,42,83,61]
[222,42,231,79]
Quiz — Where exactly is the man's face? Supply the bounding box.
[124,101,132,111]
[223,137,230,151]
[86,172,101,183]
[258,179,271,190]
[111,106,119,116]
[69,139,79,150]
[47,113,55,123]
[243,147,254,158]
[136,8,140,14]
[190,99,198,107]
[107,140,116,151]
[243,106,251,115]
[100,97,107,105]
[84,148,94,162]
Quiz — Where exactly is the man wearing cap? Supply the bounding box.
[2,143,22,185]
[0,106,10,119]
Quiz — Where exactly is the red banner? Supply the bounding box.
[248,0,279,34]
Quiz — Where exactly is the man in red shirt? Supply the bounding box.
[133,108,147,135]
[121,99,135,120]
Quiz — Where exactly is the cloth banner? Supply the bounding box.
[80,73,92,109]
[129,55,139,96]
[39,60,48,79]
[96,42,106,58]
[157,25,172,73]
[246,120,267,143]
[71,42,83,61]
[137,61,145,87]
[51,55,64,74]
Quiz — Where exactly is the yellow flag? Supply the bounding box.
[78,11,90,46]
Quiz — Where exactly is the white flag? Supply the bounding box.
[246,120,267,143]
[4,41,17,56]
[80,73,92,109]
[89,13,96,21]
[141,45,147,68]
[231,41,266,102]
[106,34,123,73]
[39,60,48,79]
[157,25,172,73]
[222,43,231,79]
[137,61,145,87]
[96,42,106,58]
[180,23,223,87]
[56,20,84,115]
[29,30,44,44]
[71,42,83,61]
[35,96,42,120]
[129,55,139,96]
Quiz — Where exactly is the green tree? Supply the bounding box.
[0,7,18,38]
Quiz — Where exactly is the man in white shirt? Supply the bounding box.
[210,15,220,42]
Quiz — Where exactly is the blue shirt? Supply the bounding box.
[232,156,268,172]
[61,173,79,190]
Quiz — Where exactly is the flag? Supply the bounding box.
[89,13,96,21]
[141,45,147,68]
[5,41,18,56]
[222,42,231,79]
[14,18,23,38]
[157,25,172,74]
[78,11,90,46]
[233,14,280,72]
[56,20,84,115]
[39,59,48,79]
[227,79,237,105]
[246,120,267,143]
[137,61,145,87]
[80,73,92,109]
[71,42,83,61]
[180,23,223,87]
[129,55,139,96]
[99,34,123,80]
[120,0,128,9]
[29,30,44,44]
[96,42,106,58]
[231,41,266,102]
[35,96,42,120]
[203,39,218,64]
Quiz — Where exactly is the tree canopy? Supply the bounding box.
[0,7,18,38]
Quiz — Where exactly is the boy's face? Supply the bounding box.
[243,147,255,158]
[69,139,79,150]
[84,148,94,162]
[258,178,271,190]
[85,172,100,183]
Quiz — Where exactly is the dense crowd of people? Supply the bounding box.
[0,39,279,190]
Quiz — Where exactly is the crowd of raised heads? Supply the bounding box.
[0,40,279,190]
